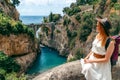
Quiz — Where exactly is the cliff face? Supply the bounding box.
[0,0,40,72]
[0,34,36,56]
[0,0,19,20]
[39,23,69,56]
[0,34,39,71]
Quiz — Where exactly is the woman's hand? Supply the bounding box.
[84,59,92,63]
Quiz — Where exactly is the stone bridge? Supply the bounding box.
[27,23,55,34]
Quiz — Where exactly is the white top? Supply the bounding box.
[81,38,111,80]
[91,38,106,55]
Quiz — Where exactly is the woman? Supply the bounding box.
[80,16,115,80]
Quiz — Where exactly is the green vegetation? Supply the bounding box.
[68,48,84,62]
[79,23,92,41]
[69,38,76,49]
[43,17,48,23]
[56,29,61,33]
[63,0,96,50]
[11,0,20,6]
[43,12,62,23]
[0,13,34,38]
[76,0,99,5]
[110,13,120,35]
[114,3,120,10]
[63,6,81,16]
[63,16,71,26]
[111,0,118,3]
[5,0,20,6]
[48,12,62,22]
[0,51,26,79]
[0,51,20,73]
[62,0,97,42]
[63,7,69,14]
[63,1,81,16]
[49,12,53,22]
[52,14,61,22]
[67,29,77,39]
[97,0,107,14]
[75,14,81,22]
[79,12,94,42]
[41,26,49,36]
[74,48,84,59]
[67,28,77,49]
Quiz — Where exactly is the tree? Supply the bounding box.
[11,0,20,6]
[63,6,81,16]
[63,17,71,26]
[63,7,70,14]
[79,12,94,42]
[49,12,53,22]
[70,3,77,8]
[71,6,81,15]
[76,0,86,5]
[52,14,61,22]
[110,13,120,35]
[114,3,120,10]
[76,0,99,5]
[112,0,117,3]
[75,14,81,22]
[43,17,48,23]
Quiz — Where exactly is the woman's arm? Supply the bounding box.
[84,51,92,59]
[85,40,115,63]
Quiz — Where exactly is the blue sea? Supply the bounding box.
[20,16,45,24]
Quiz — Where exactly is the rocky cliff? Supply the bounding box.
[0,0,40,73]
[0,0,19,20]
[39,23,69,56]
[0,34,35,55]
[33,57,120,80]
[0,34,39,72]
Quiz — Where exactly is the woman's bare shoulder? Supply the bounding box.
[110,39,115,45]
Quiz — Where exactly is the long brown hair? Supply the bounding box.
[97,22,108,46]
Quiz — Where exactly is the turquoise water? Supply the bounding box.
[20,16,45,24]
[27,47,66,74]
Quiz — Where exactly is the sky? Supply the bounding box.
[17,0,76,16]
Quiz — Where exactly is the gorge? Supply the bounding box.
[0,0,120,80]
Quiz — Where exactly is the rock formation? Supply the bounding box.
[0,34,39,72]
[0,0,19,20]
[33,57,120,80]
[0,0,40,73]
[39,23,69,56]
